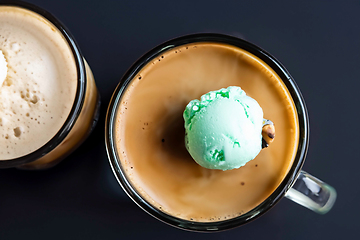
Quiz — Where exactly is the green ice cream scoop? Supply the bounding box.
[183,86,263,171]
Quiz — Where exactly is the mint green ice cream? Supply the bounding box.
[183,86,263,171]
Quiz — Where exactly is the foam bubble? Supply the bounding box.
[13,127,21,137]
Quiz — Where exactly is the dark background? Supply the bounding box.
[1,0,358,239]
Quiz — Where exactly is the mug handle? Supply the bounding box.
[284,170,337,214]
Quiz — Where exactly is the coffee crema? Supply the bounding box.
[115,42,299,222]
[0,6,77,159]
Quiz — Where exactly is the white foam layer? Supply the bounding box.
[0,50,7,87]
[0,6,77,159]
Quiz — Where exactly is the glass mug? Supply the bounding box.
[105,34,336,231]
[0,1,100,170]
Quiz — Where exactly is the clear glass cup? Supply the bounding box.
[105,33,336,231]
[0,1,100,170]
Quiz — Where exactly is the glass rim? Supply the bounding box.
[105,33,309,232]
[0,0,86,168]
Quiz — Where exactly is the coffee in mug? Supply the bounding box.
[0,2,100,170]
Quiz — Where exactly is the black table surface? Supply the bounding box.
[1,0,358,239]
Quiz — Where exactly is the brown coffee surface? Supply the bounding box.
[114,42,299,222]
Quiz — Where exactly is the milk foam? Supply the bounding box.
[0,7,77,159]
